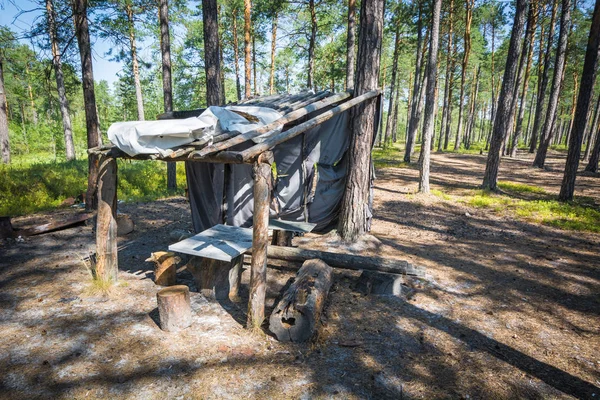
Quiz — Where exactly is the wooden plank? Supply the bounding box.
[95,156,118,282]
[256,245,426,277]
[237,90,381,162]
[247,152,273,330]
[168,224,252,262]
[268,219,316,233]
[190,91,352,159]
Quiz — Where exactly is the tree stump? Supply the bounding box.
[186,255,243,302]
[269,259,333,342]
[117,214,135,236]
[146,251,180,286]
[0,217,14,239]
[156,285,192,332]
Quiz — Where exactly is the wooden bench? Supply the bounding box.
[168,221,315,301]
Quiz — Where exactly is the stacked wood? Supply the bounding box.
[156,285,192,332]
[269,259,333,342]
[253,245,426,277]
[146,251,180,286]
[186,255,243,302]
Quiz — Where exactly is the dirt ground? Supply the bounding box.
[1,152,599,399]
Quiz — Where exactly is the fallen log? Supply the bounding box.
[248,245,426,277]
[269,259,333,342]
[16,212,93,237]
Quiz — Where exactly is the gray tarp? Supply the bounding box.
[187,97,381,234]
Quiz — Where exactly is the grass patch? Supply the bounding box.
[431,189,452,201]
[372,144,411,169]
[462,190,600,233]
[497,181,547,195]
[0,158,187,216]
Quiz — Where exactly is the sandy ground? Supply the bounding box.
[0,152,599,399]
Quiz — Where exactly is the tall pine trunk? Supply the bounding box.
[47,0,76,160]
[338,0,383,242]
[346,0,356,90]
[158,0,177,192]
[404,3,424,162]
[244,0,251,98]
[73,0,102,208]
[511,2,539,157]
[482,0,528,190]
[583,93,600,160]
[419,0,442,193]
[269,12,278,95]
[533,0,571,168]
[559,0,600,200]
[232,8,241,101]
[203,0,222,105]
[125,3,145,121]
[454,0,473,150]
[384,25,401,147]
[0,58,10,164]
[529,0,558,153]
[439,0,454,152]
[307,0,317,91]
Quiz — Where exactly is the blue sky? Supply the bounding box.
[1,0,125,86]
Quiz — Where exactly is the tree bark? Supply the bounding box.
[453,0,473,150]
[346,0,356,90]
[269,12,278,95]
[464,66,480,150]
[482,0,528,190]
[559,0,600,201]
[203,0,223,106]
[529,0,558,153]
[96,156,118,282]
[418,0,442,193]
[338,0,383,242]
[247,154,272,330]
[125,3,145,121]
[0,58,10,164]
[73,0,101,208]
[244,0,251,98]
[533,0,571,168]
[47,0,76,160]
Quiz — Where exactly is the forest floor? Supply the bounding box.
[0,151,599,399]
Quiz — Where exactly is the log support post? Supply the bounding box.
[247,151,273,330]
[187,255,243,301]
[95,155,118,283]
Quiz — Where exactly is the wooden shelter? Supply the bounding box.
[89,89,381,329]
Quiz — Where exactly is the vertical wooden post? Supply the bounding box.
[247,152,273,330]
[96,155,118,282]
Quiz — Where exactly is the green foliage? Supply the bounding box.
[0,157,186,216]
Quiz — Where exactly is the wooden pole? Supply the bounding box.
[95,155,118,282]
[247,151,273,330]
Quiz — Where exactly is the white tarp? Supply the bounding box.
[107,106,283,157]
